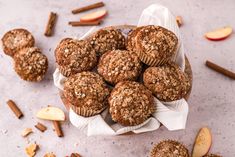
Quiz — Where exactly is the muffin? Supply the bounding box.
[109,81,155,126]
[135,25,178,66]
[63,71,110,117]
[150,140,189,157]
[1,28,35,57]
[126,26,144,52]
[203,154,222,157]
[13,47,48,82]
[87,27,126,56]
[98,50,142,85]
[143,62,190,102]
[55,38,97,77]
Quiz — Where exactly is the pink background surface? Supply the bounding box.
[0,0,235,156]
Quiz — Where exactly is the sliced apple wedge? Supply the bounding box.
[80,9,107,22]
[205,26,233,41]
[36,106,65,121]
[192,127,212,157]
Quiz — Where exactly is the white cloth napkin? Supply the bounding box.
[53,4,189,136]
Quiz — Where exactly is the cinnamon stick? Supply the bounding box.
[7,100,23,119]
[70,153,81,157]
[53,121,63,137]
[72,2,105,14]
[44,12,57,37]
[35,122,47,132]
[68,20,102,26]
[205,60,235,79]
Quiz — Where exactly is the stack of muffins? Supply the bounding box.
[55,25,191,127]
[1,28,48,82]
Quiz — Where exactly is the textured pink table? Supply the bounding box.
[0,0,235,156]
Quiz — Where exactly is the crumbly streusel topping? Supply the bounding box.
[88,28,126,56]
[55,38,97,77]
[1,28,35,56]
[64,72,110,112]
[126,26,144,52]
[14,47,48,82]
[143,62,190,101]
[109,81,155,126]
[136,25,178,59]
[150,140,189,157]
[98,50,142,85]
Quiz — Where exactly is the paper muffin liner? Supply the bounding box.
[60,89,107,117]
[138,50,170,66]
[58,66,71,77]
[150,139,189,157]
[70,104,107,117]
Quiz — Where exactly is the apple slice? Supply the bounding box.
[36,106,65,121]
[205,26,233,41]
[192,127,212,157]
[80,9,107,22]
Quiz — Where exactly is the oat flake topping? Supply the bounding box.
[55,38,97,77]
[1,28,35,57]
[150,140,189,157]
[14,47,48,82]
[109,81,155,126]
[88,28,126,56]
[136,25,178,59]
[98,50,142,85]
[64,72,110,113]
[143,62,190,102]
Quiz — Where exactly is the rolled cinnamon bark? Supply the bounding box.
[7,100,23,119]
[206,60,235,79]
[72,2,105,14]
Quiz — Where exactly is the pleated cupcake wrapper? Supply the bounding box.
[58,66,71,77]
[150,139,189,157]
[171,42,181,63]
[138,50,170,66]
[70,104,106,117]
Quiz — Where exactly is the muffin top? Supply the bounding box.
[1,28,35,57]
[55,38,97,77]
[88,27,126,56]
[150,140,189,157]
[98,50,142,85]
[109,81,155,126]
[126,26,144,52]
[63,71,110,114]
[136,25,178,61]
[14,47,48,82]
[143,62,190,101]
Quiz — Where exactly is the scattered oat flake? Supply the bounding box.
[25,143,38,157]
[21,128,33,137]
[44,152,56,157]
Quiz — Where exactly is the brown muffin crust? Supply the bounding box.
[55,38,97,77]
[13,47,48,82]
[126,26,144,52]
[109,81,155,126]
[63,71,110,117]
[143,62,190,102]
[87,27,126,56]
[203,154,222,157]
[1,28,35,57]
[98,50,142,85]
[150,140,189,157]
[136,25,178,66]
